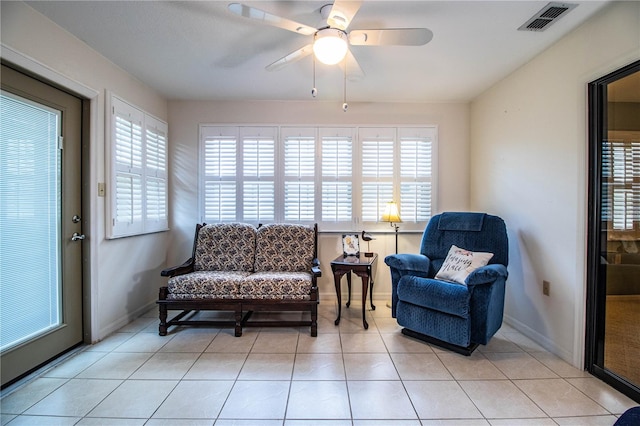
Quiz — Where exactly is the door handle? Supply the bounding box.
[71,232,85,241]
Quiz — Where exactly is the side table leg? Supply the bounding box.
[361,275,369,330]
[370,277,376,310]
[346,272,352,308]
[333,272,342,325]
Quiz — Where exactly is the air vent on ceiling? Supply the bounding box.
[518,2,578,32]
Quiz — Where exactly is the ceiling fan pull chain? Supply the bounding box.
[311,55,318,98]
[342,57,348,112]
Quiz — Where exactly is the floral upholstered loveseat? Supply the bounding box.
[157,223,321,337]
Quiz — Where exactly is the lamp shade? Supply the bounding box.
[313,28,348,65]
[381,201,402,223]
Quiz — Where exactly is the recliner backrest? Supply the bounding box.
[420,212,509,276]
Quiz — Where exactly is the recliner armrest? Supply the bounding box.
[384,253,431,277]
[161,258,194,278]
[465,264,508,286]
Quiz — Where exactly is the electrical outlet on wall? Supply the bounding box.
[543,280,550,296]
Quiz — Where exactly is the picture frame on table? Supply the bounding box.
[342,234,360,256]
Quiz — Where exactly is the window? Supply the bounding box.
[201,126,276,223]
[359,127,434,228]
[602,137,640,234]
[107,95,168,238]
[200,125,436,231]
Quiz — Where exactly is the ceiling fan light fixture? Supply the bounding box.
[313,28,348,65]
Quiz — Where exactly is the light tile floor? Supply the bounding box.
[1,299,637,425]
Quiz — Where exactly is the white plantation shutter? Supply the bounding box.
[399,128,434,223]
[242,129,276,222]
[283,128,315,222]
[111,98,144,236]
[601,140,614,223]
[361,128,395,222]
[108,95,168,238]
[604,139,640,231]
[202,131,237,222]
[145,116,168,231]
[199,125,436,231]
[243,182,274,221]
[200,126,277,224]
[321,128,354,228]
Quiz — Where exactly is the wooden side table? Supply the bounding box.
[330,253,377,329]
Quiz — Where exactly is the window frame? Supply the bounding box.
[199,124,437,232]
[106,93,169,239]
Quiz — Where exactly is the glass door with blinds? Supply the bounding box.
[586,60,640,402]
[0,64,84,387]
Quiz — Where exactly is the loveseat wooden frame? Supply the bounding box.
[157,223,321,337]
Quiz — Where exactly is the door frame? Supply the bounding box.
[585,59,640,402]
[1,45,99,346]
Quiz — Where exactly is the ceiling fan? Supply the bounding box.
[228,1,433,80]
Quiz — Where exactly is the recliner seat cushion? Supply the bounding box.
[397,275,471,318]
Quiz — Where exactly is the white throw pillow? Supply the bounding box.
[435,245,494,285]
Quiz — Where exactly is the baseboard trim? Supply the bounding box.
[97,300,157,342]
[503,314,573,364]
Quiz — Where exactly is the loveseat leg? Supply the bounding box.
[234,310,243,337]
[159,305,168,336]
[311,305,318,337]
[158,287,169,336]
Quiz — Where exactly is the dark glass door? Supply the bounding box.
[586,60,640,402]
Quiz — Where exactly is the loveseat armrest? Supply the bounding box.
[465,264,508,286]
[161,258,194,278]
[384,253,431,276]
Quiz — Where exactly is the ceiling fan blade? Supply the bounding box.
[265,44,314,71]
[349,28,433,46]
[228,3,316,36]
[325,0,362,31]
[339,49,365,82]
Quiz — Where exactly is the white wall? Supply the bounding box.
[167,100,470,299]
[470,1,640,365]
[1,2,170,341]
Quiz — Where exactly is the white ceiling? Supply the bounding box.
[26,1,610,103]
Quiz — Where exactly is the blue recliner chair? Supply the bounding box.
[385,212,509,355]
